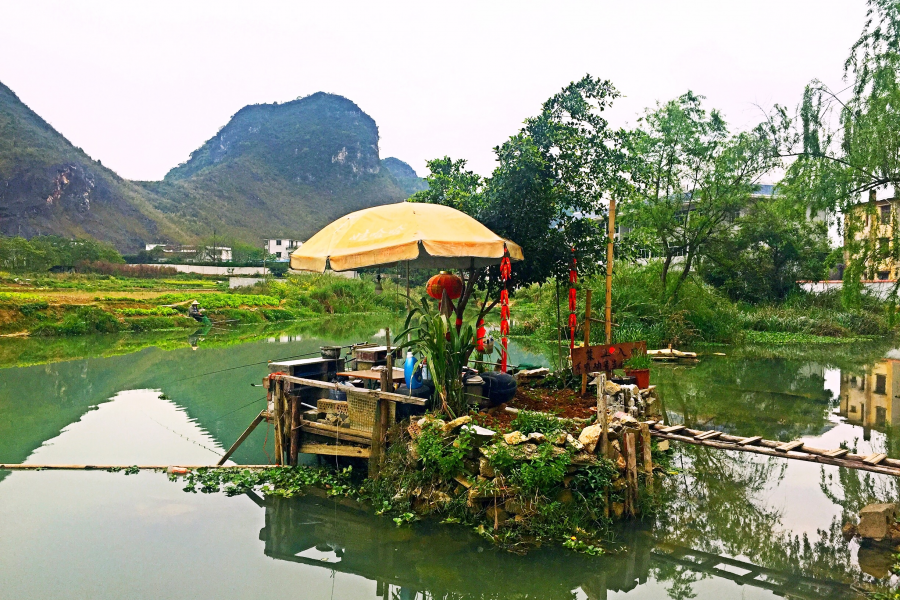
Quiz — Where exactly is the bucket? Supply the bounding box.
[320,345,342,360]
[624,368,650,389]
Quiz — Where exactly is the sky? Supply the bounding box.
[0,0,869,182]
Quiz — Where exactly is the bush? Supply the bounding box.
[35,306,123,336]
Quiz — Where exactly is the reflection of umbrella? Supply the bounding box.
[290,203,523,272]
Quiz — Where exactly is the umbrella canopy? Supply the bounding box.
[290,203,524,272]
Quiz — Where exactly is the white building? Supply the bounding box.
[265,238,303,261]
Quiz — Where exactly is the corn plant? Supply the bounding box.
[397,296,475,417]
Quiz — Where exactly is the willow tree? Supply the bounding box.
[771,0,900,306]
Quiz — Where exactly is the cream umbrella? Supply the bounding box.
[289,203,523,272]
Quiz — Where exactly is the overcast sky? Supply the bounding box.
[0,1,868,182]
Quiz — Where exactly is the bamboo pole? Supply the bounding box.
[580,289,593,395]
[640,422,653,494]
[650,423,900,477]
[624,430,637,515]
[217,410,266,466]
[605,195,616,345]
[598,373,608,457]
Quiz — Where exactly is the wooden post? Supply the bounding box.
[580,289,593,395]
[624,430,637,516]
[605,195,616,345]
[640,422,653,494]
[273,379,284,465]
[290,388,302,466]
[598,373,608,457]
[369,397,383,477]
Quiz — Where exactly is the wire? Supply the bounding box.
[170,344,357,383]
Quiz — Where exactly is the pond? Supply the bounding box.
[0,322,898,599]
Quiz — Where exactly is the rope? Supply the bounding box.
[141,412,223,457]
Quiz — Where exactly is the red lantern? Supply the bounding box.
[426,271,464,300]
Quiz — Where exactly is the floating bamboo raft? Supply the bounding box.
[649,421,900,477]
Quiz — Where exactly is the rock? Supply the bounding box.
[485,505,509,523]
[504,498,525,514]
[551,432,568,446]
[565,434,584,452]
[616,455,626,470]
[656,439,670,452]
[578,423,603,453]
[504,431,527,445]
[859,503,898,540]
[432,491,452,506]
[479,457,496,478]
[514,513,527,523]
[527,432,547,444]
[618,415,639,426]
[522,443,539,459]
[443,415,472,434]
[841,522,857,541]
[611,502,625,519]
[572,452,597,464]
[604,381,621,395]
[408,442,421,462]
[461,424,496,446]
[859,544,895,579]
[516,367,549,380]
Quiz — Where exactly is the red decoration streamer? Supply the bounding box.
[499,246,511,373]
[476,318,486,352]
[569,247,577,351]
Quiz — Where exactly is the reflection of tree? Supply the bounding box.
[655,356,834,440]
[653,445,887,597]
[821,463,900,523]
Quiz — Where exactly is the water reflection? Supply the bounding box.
[2,328,900,598]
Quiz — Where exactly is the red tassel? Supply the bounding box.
[455,317,463,328]
[500,289,509,304]
[569,269,577,284]
[501,305,509,320]
[500,337,508,372]
[568,313,577,329]
[568,288,576,310]
[476,318,486,351]
[500,320,509,335]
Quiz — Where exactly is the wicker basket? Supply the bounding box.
[347,389,395,435]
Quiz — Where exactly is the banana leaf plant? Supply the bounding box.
[396,296,476,417]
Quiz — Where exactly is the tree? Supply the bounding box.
[410,75,622,323]
[700,197,831,303]
[621,91,777,302]
[770,0,900,305]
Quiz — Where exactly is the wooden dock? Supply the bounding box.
[649,421,900,477]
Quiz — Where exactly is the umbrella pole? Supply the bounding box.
[406,261,410,310]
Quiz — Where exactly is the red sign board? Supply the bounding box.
[570,341,647,375]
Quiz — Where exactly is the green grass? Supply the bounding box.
[743,331,875,345]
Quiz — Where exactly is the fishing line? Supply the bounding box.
[141,412,223,457]
[215,396,266,420]
[170,344,357,383]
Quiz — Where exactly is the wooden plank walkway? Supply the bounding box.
[649,421,900,477]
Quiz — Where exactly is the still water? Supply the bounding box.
[0,322,898,599]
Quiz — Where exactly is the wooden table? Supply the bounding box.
[337,368,405,383]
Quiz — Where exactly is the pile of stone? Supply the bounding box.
[403,409,657,523]
[598,379,659,420]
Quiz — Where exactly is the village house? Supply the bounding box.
[265,238,303,261]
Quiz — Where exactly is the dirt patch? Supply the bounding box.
[472,384,597,432]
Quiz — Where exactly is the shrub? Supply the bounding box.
[77,261,178,278]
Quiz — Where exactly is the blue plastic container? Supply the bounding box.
[404,351,423,389]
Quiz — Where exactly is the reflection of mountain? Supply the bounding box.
[0,316,401,468]
[839,359,900,434]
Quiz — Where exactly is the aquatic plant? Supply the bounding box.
[398,297,476,416]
